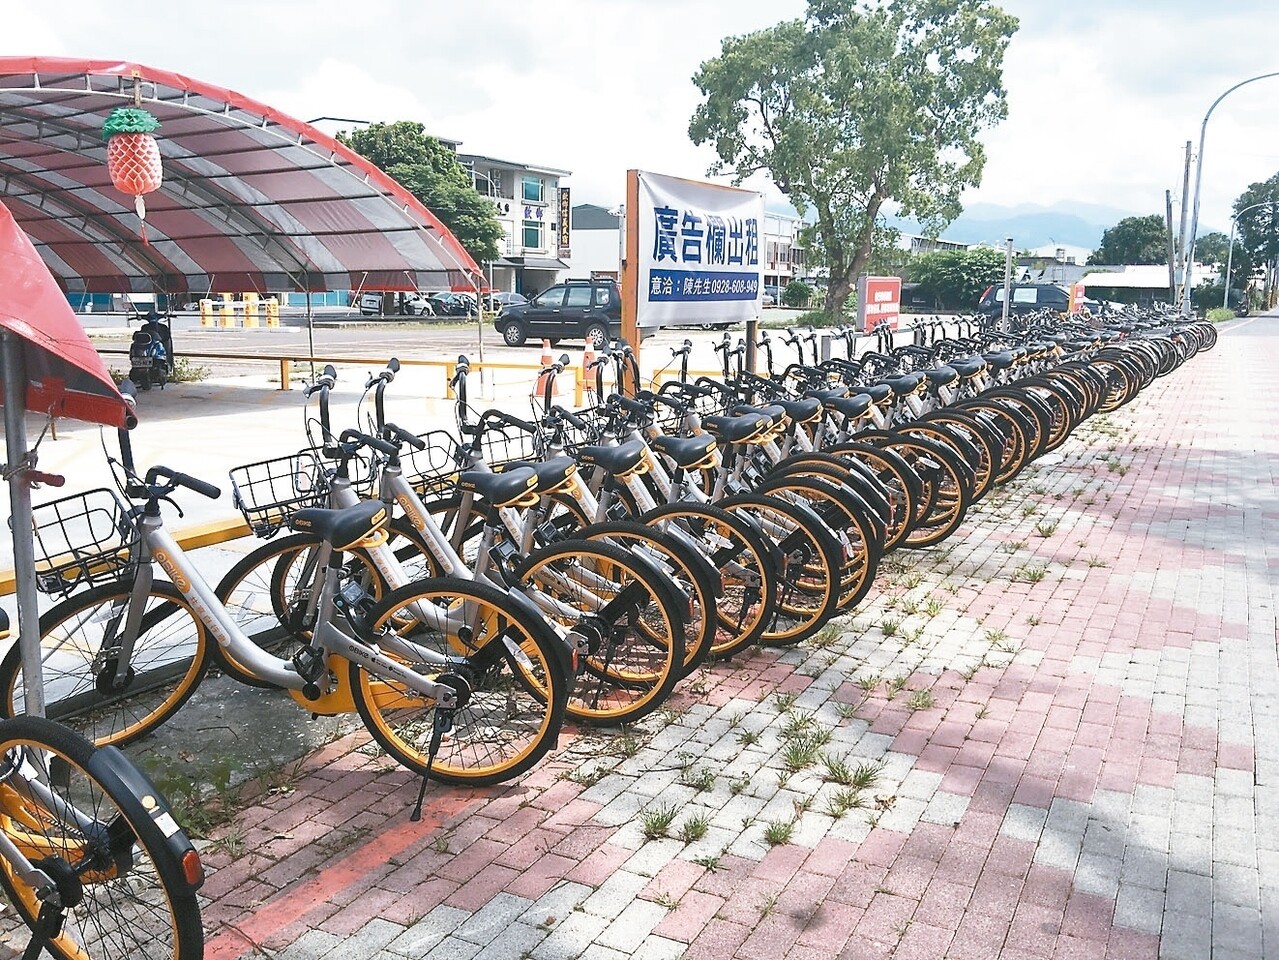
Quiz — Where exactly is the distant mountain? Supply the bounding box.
[892,201,1158,252]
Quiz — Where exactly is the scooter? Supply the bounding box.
[129,312,173,390]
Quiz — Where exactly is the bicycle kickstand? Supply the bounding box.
[409,708,455,822]
[22,900,65,960]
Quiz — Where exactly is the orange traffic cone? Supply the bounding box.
[533,339,553,403]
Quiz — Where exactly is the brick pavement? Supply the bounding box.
[117,317,1279,957]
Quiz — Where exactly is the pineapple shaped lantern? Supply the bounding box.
[103,106,162,242]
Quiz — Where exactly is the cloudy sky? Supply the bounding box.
[7,0,1279,235]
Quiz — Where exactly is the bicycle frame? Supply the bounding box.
[124,513,460,709]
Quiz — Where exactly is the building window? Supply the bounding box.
[522,176,544,203]
[522,219,543,250]
[488,170,504,195]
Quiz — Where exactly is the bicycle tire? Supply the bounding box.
[641,501,777,661]
[515,539,685,725]
[824,441,923,551]
[718,493,842,646]
[0,715,203,960]
[0,581,210,749]
[357,577,569,785]
[573,520,720,679]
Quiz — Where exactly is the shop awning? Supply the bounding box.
[0,57,482,295]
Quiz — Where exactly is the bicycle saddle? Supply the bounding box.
[502,456,577,494]
[924,366,960,386]
[290,500,389,550]
[849,384,894,404]
[650,433,717,469]
[575,439,647,474]
[701,413,774,443]
[458,467,539,506]
[826,394,873,418]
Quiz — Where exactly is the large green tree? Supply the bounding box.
[338,121,503,264]
[1233,175,1279,308]
[909,247,1006,310]
[689,0,1018,316]
[1087,215,1167,265]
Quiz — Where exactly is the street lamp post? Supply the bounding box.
[1222,199,1274,309]
[1181,71,1279,316]
[471,169,504,397]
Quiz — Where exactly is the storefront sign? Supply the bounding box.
[558,187,571,259]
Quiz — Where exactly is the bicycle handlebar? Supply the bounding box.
[144,465,222,501]
[383,422,425,451]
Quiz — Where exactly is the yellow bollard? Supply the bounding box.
[219,293,234,328]
[265,296,280,328]
[199,298,214,327]
[243,291,260,328]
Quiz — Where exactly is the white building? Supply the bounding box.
[459,153,571,297]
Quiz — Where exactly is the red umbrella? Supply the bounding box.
[1,197,132,716]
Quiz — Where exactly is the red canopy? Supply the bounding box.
[0,57,482,295]
[0,198,130,427]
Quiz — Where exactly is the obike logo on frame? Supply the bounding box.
[151,548,190,592]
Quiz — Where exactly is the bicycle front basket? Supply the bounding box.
[401,431,465,501]
[229,450,329,538]
[27,488,139,597]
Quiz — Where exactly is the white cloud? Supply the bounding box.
[5,0,1279,235]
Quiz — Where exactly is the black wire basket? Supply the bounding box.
[229,450,329,538]
[28,488,139,597]
[478,421,540,470]
[401,430,466,501]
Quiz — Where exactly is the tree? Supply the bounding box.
[1232,174,1279,308]
[1087,215,1167,265]
[908,247,1006,310]
[689,0,1017,317]
[1193,230,1230,266]
[338,121,503,264]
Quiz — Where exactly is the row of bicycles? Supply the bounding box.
[0,309,1215,958]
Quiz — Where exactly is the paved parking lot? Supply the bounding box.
[5,314,1275,960]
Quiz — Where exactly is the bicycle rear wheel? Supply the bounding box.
[0,581,210,749]
[0,715,203,960]
[359,577,569,785]
[516,539,686,725]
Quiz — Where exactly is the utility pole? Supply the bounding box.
[1176,140,1192,305]
[1165,190,1178,303]
[1001,238,1014,329]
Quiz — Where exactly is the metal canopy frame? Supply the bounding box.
[0,57,482,297]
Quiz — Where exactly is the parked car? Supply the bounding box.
[357,292,436,316]
[494,278,621,349]
[763,284,780,307]
[485,291,529,312]
[426,292,476,317]
[976,283,1103,318]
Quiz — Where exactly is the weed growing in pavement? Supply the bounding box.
[431,834,451,855]
[681,767,716,792]
[960,662,982,681]
[1026,614,1041,626]
[907,689,935,711]
[210,823,248,859]
[835,700,862,720]
[856,673,880,692]
[975,705,989,720]
[903,626,926,646]
[899,597,920,616]
[880,617,902,638]
[811,623,843,648]
[1087,556,1109,568]
[772,692,798,713]
[1019,565,1048,583]
[737,729,761,747]
[727,710,746,729]
[884,595,900,611]
[922,598,944,618]
[826,787,869,818]
[1021,505,1038,517]
[679,812,711,844]
[657,707,680,729]
[821,752,857,786]
[763,820,796,847]
[792,796,812,817]
[759,891,781,917]
[903,572,924,589]
[1034,520,1058,537]
[850,760,885,792]
[653,891,679,909]
[780,711,817,740]
[565,767,607,788]
[639,804,678,840]
[692,851,723,871]
[782,735,828,774]
[730,777,750,796]
[886,675,909,697]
